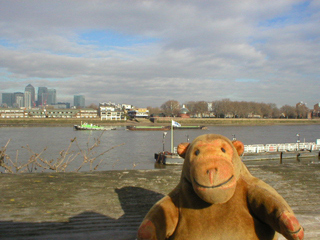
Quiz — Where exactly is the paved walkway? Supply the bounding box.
[0,161,319,240]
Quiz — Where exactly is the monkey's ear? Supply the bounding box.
[177,143,190,158]
[232,140,244,156]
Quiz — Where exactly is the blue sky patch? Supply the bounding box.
[258,0,311,28]
[0,38,17,49]
[78,30,158,49]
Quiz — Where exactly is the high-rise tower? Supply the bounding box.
[25,84,35,107]
[2,93,14,107]
[38,87,48,106]
[14,92,24,108]
[47,89,56,105]
[74,95,85,108]
[24,91,32,109]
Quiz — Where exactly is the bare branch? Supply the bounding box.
[1,132,124,173]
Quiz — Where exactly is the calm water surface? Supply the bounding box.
[0,125,319,172]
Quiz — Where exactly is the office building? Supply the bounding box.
[14,92,24,108]
[47,89,56,105]
[2,93,14,107]
[24,91,32,109]
[37,87,48,106]
[25,84,35,107]
[74,95,85,108]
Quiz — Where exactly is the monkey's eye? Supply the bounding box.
[195,149,200,156]
[221,148,226,153]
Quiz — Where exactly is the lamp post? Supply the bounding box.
[296,133,300,150]
[163,132,167,152]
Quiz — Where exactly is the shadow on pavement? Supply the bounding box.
[0,186,164,240]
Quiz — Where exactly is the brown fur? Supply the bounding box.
[138,134,304,240]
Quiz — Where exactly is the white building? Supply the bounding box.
[99,103,125,120]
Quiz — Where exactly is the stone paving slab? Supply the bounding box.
[0,162,319,240]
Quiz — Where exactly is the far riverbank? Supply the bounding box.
[0,117,320,127]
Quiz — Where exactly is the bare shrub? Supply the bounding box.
[0,132,124,173]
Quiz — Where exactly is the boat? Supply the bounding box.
[243,141,320,154]
[155,138,320,165]
[126,126,171,131]
[155,151,184,165]
[154,121,207,164]
[173,125,207,130]
[242,150,320,161]
[241,141,320,161]
[126,125,207,131]
[74,122,116,131]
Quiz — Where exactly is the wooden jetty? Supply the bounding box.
[1,163,320,239]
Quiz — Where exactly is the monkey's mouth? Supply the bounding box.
[193,175,234,189]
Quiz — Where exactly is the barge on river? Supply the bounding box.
[126,125,207,131]
[155,141,320,165]
[126,126,171,131]
[173,125,207,130]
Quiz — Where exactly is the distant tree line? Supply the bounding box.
[148,99,311,119]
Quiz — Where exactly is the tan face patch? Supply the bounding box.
[190,139,234,163]
[187,138,237,204]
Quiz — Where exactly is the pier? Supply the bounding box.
[1,162,320,240]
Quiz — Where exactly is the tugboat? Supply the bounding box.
[74,122,116,131]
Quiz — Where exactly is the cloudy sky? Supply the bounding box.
[0,0,319,108]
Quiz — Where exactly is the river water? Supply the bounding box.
[0,124,319,172]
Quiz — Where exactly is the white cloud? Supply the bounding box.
[0,0,319,107]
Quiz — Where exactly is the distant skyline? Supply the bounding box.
[0,1,319,107]
[1,83,316,110]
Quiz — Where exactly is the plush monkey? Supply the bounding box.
[138,134,304,240]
